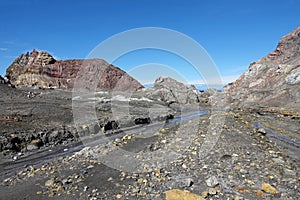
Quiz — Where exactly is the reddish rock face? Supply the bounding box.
[224,27,300,110]
[6,49,144,92]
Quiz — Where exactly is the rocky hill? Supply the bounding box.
[224,27,300,112]
[6,49,143,92]
[140,76,204,105]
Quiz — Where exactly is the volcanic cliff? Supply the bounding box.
[224,27,300,112]
[6,49,144,92]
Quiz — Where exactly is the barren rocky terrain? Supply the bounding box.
[0,27,299,200]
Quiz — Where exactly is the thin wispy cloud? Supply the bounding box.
[3,40,15,45]
[0,48,8,51]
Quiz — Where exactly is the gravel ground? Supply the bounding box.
[1,107,299,200]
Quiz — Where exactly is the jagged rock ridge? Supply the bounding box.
[141,76,205,104]
[224,27,300,111]
[6,49,144,92]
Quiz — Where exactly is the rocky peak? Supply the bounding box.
[141,76,202,104]
[258,27,300,65]
[154,76,186,90]
[13,49,56,68]
[6,49,143,91]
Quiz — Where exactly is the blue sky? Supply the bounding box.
[0,0,299,86]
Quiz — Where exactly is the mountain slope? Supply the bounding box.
[6,49,144,92]
[224,27,300,112]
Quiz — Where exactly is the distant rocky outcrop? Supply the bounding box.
[6,49,144,92]
[142,76,203,104]
[224,27,300,111]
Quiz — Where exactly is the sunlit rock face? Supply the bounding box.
[6,49,143,92]
[224,27,300,111]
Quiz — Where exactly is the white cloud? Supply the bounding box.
[0,48,8,51]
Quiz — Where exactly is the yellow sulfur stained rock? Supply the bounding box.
[261,183,278,194]
[253,190,266,199]
[165,189,204,200]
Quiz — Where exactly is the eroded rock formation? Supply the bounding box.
[6,49,144,92]
[224,27,300,111]
[143,76,202,104]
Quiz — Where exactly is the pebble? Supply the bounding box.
[261,183,278,194]
[258,128,267,135]
[206,176,219,187]
[2,109,298,200]
[45,178,55,187]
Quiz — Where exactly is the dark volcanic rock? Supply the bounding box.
[6,49,143,92]
[224,27,300,111]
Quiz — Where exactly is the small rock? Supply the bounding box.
[92,188,98,193]
[183,178,194,188]
[45,178,55,187]
[258,128,267,135]
[56,186,64,191]
[87,165,94,169]
[208,187,217,195]
[27,144,38,151]
[253,190,266,198]
[206,176,219,187]
[107,177,113,182]
[234,195,243,200]
[261,183,278,194]
[62,178,72,185]
[165,189,204,200]
[272,158,285,165]
[201,190,209,198]
[283,168,296,176]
